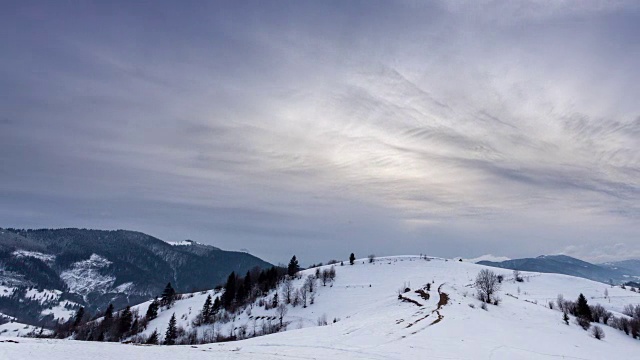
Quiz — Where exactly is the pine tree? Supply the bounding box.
[146,329,159,345]
[576,293,592,321]
[146,299,159,320]
[161,283,176,306]
[563,311,570,325]
[73,307,85,327]
[200,295,212,324]
[104,304,114,320]
[222,272,236,309]
[349,253,356,265]
[272,292,278,308]
[118,306,133,339]
[164,313,177,345]
[243,271,253,298]
[288,256,300,276]
[212,296,221,315]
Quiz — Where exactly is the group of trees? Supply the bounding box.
[59,304,146,342]
[556,292,640,340]
[55,282,180,343]
[179,257,339,344]
[220,266,288,312]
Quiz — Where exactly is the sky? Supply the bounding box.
[1,0,639,265]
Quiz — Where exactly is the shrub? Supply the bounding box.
[591,325,605,340]
[576,316,591,331]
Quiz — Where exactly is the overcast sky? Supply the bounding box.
[1,1,639,265]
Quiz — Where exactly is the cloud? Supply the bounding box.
[0,1,639,263]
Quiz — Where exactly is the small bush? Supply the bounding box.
[591,325,605,340]
[576,316,591,330]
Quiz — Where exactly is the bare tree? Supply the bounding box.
[321,269,331,286]
[276,303,288,328]
[305,275,316,293]
[556,294,565,311]
[282,278,293,304]
[292,289,301,307]
[328,266,336,281]
[475,269,501,304]
[300,285,308,308]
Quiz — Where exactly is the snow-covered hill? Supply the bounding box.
[2,255,639,359]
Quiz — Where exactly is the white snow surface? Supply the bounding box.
[40,301,77,322]
[60,254,115,297]
[0,322,50,337]
[3,255,640,359]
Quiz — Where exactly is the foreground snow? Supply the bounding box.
[2,256,640,359]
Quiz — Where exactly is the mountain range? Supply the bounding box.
[477,254,640,284]
[0,228,271,325]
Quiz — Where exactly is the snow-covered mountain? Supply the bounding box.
[478,254,640,284]
[5,255,638,359]
[0,228,271,327]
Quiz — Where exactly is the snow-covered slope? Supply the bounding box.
[3,256,640,359]
[60,254,116,297]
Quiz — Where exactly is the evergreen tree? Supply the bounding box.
[164,313,178,345]
[222,272,236,309]
[349,253,356,265]
[200,295,212,324]
[576,293,592,321]
[212,296,221,315]
[272,292,278,308]
[243,271,253,298]
[161,283,176,306]
[287,256,300,276]
[104,303,114,320]
[130,318,140,335]
[73,307,85,327]
[563,311,570,325]
[146,299,159,320]
[146,329,159,345]
[117,306,133,338]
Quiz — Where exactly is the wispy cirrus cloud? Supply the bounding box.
[0,1,639,263]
